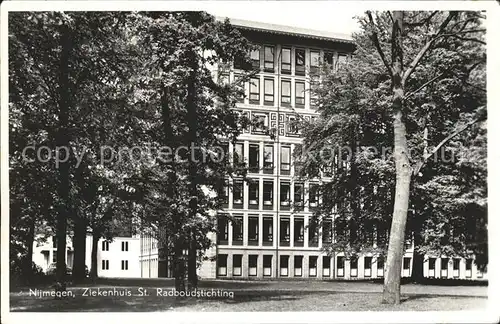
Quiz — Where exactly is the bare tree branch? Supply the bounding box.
[404,72,445,101]
[366,11,394,77]
[406,11,439,27]
[413,116,483,175]
[402,11,458,84]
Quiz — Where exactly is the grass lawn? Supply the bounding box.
[9,278,487,312]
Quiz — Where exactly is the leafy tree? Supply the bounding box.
[299,10,486,304]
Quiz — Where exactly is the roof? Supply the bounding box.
[217,17,354,45]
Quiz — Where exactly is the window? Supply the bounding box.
[248,181,259,207]
[219,180,229,205]
[295,81,305,106]
[377,257,384,277]
[217,215,229,244]
[121,241,129,252]
[309,184,319,207]
[364,257,372,277]
[336,53,347,70]
[252,113,269,133]
[233,180,243,205]
[263,217,273,245]
[310,75,320,108]
[232,216,243,244]
[234,74,245,103]
[322,219,332,243]
[121,260,129,270]
[249,144,259,172]
[441,258,449,277]
[350,257,358,277]
[288,115,299,135]
[52,237,57,248]
[280,182,290,206]
[264,79,274,105]
[310,50,320,73]
[295,48,305,75]
[251,48,260,69]
[280,146,291,173]
[466,259,472,278]
[309,256,318,277]
[233,254,242,276]
[294,217,304,246]
[280,217,290,246]
[280,255,289,276]
[309,221,319,247]
[294,256,303,277]
[101,260,109,270]
[281,80,291,104]
[218,254,228,276]
[264,46,274,72]
[322,256,331,277]
[294,183,304,208]
[264,145,274,171]
[102,241,109,251]
[337,256,345,277]
[263,255,272,276]
[263,181,273,206]
[453,258,460,278]
[52,253,57,263]
[248,216,259,244]
[324,51,334,66]
[249,255,258,276]
[249,77,260,103]
[233,143,244,166]
[281,48,291,73]
[429,257,436,270]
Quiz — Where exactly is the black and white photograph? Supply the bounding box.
[1,1,498,323]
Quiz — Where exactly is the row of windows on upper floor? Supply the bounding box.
[220,74,320,109]
[101,241,129,252]
[230,45,349,76]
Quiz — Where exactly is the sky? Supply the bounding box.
[201,1,363,37]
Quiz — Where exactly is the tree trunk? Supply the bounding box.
[173,243,186,292]
[55,23,72,293]
[24,216,36,283]
[382,11,412,305]
[186,51,199,290]
[90,231,99,280]
[72,217,87,282]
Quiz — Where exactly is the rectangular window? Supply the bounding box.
[263,181,273,206]
[324,51,334,66]
[466,259,472,278]
[337,53,347,70]
[252,113,269,133]
[218,254,228,276]
[264,46,274,72]
[101,260,109,270]
[295,82,305,106]
[309,256,318,277]
[121,241,129,252]
[280,146,291,173]
[248,181,259,207]
[249,77,260,103]
[281,80,291,104]
[249,144,259,172]
[310,50,320,74]
[233,254,242,276]
[377,257,384,277]
[102,241,109,251]
[309,184,318,207]
[263,217,273,245]
[217,215,229,244]
[337,256,345,277]
[280,255,289,276]
[264,145,274,171]
[248,216,259,244]
[52,237,57,248]
[294,255,303,277]
[429,257,436,270]
[364,256,372,277]
[441,258,449,278]
[234,74,245,103]
[295,48,305,75]
[263,255,272,276]
[233,180,243,205]
[280,182,290,206]
[249,255,258,276]
[294,217,305,246]
[453,258,460,278]
[219,180,229,205]
[232,216,243,244]
[403,257,411,270]
[280,217,290,246]
[251,48,260,69]
[322,256,331,277]
[309,221,319,247]
[121,260,129,270]
[350,257,358,277]
[322,219,332,243]
[294,183,304,209]
[281,48,291,73]
[233,143,244,166]
[264,79,274,105]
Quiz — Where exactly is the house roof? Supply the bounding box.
[217,17,354,45]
